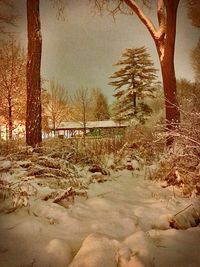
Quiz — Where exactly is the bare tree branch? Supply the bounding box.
[123,0,158,40]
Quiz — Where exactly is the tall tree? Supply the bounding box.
[42,80,70,134]
[26,0,42,147]
[110,46,157,123]
[72,87,92,137]
[94,0,181,145]
[0,38,26,140]
[92,88,110,121]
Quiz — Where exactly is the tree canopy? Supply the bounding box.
[92,88,110,121]
[110,46,157,123]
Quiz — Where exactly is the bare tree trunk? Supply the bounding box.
[123,0,181,145]
[26,0,42,147]
[157,1,180,145]
[83,103,86,138]
[160,56,180,145]
[8,100,12,140]
[8,92,13,140]
[53,118,56,136]
[133,91,137,115]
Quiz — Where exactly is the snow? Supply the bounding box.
[56,120,128,130]
[0,160,12,171]
[0,169,200,266]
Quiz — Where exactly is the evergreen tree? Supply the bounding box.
[109,46,157,123]
[92,88,110,121]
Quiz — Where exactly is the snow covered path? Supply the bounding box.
[0,170,200,267]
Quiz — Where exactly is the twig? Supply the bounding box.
[95,191,113,197]
[174,204,193,217]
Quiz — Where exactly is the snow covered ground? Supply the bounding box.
[0,169,200,267]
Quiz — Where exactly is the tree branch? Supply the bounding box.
[123,0,157,41]
[156,0,166,40]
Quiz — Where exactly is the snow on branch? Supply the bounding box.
[156,0,166,40]
[124,0,157,40]
[124,0,167,48]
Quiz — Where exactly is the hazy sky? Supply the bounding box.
[13,0,200,102]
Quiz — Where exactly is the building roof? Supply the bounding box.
[54,120,128,130]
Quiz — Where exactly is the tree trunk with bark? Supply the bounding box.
[8,93,12,140]
[158,0,180,144]
[26,0,42,147]
[124,0,181,145]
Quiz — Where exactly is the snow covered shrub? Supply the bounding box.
[0,143,89,212]
[0,179,31,212]
[43,137,125,169]
[152,110,200,196]
[124,125,165,164]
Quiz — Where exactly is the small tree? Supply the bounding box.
[72,88,92,137]
[92,88,110,121]
[109,46,157,123]
[0,38,26,140]
[42,80,70,134]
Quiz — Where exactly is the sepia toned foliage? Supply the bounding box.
[42,80,71,133]
[152,118,200,197]
[110,46,157,123]
[0,38,26,140]
[177,78,200,119]
[92,88,110,121]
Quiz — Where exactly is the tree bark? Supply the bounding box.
[133,91,137,115]
[157,0,180,145]
[8,93,12,140]
[124,0,181,145]
[26,0,42,147]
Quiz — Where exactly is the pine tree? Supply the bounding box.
[109,46,157,123]
[92,88,110,121]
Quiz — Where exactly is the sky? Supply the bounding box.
[12,0,200,102]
